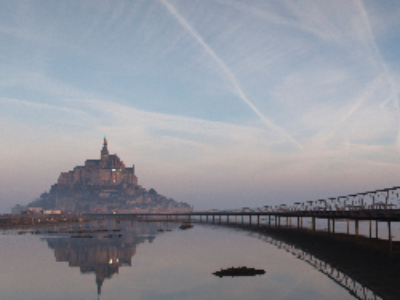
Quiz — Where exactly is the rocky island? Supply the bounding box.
[19,138,193,214]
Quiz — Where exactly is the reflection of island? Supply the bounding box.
[44,219,177,297]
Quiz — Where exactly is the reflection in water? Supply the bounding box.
[43,219,178,297]
[222,224,400,300]
[36,218,400,299]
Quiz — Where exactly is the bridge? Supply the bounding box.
[86,186,400,253]
[80,185,400,299]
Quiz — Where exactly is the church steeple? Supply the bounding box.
[101,136,109,159]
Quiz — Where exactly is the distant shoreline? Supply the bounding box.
[0,214,92,230]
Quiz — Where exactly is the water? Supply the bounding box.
[0,219,390,299]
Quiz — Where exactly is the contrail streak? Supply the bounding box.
[322,76,382,143]
[355,0,400,146]
[355,0,398,109]
[160,0,302,149]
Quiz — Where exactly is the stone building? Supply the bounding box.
[57,137,138,188]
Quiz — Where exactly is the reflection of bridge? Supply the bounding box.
[215,223,400,300]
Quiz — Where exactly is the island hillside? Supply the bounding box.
[24,138,193,214]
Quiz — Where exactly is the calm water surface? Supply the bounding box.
[0,219,360,300]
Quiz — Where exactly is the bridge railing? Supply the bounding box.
[253,187,400,214]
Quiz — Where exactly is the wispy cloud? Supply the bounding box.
[0,97,87,116]
[1,0,400,211]
[160,0,302,149]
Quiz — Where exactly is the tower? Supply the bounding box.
[100,136,109,168]
[101,136,109,159]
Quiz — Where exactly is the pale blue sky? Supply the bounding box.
[1,0,400,212]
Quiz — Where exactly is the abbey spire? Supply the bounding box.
[101,136,109,158]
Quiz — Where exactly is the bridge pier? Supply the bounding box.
[369,220,371,238]
[241,215,244,224]
[257,215,260,227]
[355,220,359,237]
[376,221,378,239]
[269,216,271,227]
[249,215,252,227]
[328,218,331,234]
[312,217,315,232]
[347,220,349,235]
[332,219,335,235]
[212,215,215,223]
[388,221,392,253]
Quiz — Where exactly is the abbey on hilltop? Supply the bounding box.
[24,138,193,214]
[58,137,138,187]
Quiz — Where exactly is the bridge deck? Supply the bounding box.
[85,209,400,221]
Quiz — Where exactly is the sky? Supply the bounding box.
[1,0,400,213]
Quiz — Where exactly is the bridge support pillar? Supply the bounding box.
[249,215,252,227]
[269,216,271,227]
[206,215,209,222]
[286,216,288,229]
[235,215,237,223]
[369,220,371,238]
[279,216,281,227]
[355,220,359,237]
[212,215,215,223]
[312,217,316,232]
[376,221,378,238]
[332,219,335,235]
[297,217,299,230]
[241,215,244,224]
[388,221,392,253]
[347,220,349,235]
[328,218,331,234]
[301,217,303,229]
[257,215,260,227]
[227,215,229,223]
